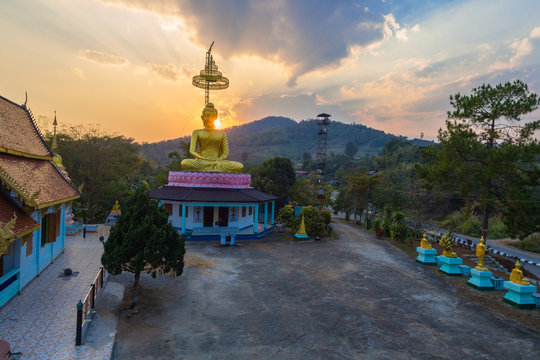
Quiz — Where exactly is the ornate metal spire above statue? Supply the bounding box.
[181,42,243,173]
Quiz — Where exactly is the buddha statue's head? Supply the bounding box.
[201,103,218,130]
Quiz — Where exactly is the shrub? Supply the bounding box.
[294,206,328,238]
[391,211,408,242]
[320,209,332,225]
[277,205,295,228]
[487,218,508,239]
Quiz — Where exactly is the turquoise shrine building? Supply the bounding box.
[150,171,277,241]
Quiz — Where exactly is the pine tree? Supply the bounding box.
[101,186,185,290]
[416,80,540,239]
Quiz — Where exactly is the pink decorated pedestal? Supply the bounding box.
[168,171,252,189]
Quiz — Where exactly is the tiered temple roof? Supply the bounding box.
[0,193,39,239]
[0,95,79,209]
[0,96,51,159]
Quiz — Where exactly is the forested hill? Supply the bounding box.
[140,116,398,165]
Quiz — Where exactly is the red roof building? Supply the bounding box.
[0,94,79,307]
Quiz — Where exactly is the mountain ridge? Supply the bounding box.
[139,116,430,166]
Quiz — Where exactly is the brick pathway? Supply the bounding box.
[0,232,113,360]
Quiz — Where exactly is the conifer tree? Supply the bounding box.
[101,186,185,290]
[416,80,540,239]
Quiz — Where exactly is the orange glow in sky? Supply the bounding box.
[1,0,539,142]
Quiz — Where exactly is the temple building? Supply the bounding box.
[0,95,79,307]
[150,171,277,243]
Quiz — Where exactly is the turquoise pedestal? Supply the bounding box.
[294,233,309,239]
[503,281,537,309]
[438,255,463,276]
[467,268,494,290]
[416,247,437,265]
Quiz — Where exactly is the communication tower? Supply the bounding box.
[316,113,331,173]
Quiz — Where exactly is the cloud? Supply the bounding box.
[101,0,411,86]
[530,26,540,38]
[147,63,188,81]
[490,38,533,71]
[383,13,410,41]
[79,49,128,65]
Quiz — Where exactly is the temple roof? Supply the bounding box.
[150,186,277,203]
[0,153,79,208]
[0,192,40,238]
[0,95,52,159]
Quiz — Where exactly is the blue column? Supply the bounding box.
[271,201,275,225]
[181,203,186,235]
[264,202,268,230]
[253,204,259,234]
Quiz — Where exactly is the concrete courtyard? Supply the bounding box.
[113,220,539,360]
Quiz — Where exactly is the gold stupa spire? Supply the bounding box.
[51,111,65,170]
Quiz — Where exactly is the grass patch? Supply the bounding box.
[514,233,540,253]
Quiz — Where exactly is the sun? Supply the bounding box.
[214,118,222,129]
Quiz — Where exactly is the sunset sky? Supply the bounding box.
[1,0,540,142]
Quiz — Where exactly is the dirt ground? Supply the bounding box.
[111,221,539,360]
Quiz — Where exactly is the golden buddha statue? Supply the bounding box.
[509,260,530,286]
[475,236,488,271]
[111,200,121,214]
[181,103,243,173]
[420,233,432,249]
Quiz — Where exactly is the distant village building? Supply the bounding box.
[0,95,79,307]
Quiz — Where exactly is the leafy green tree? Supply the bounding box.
[101,186,185,291]
[345,141,358,159]
[301,152,313,171]
[252,156,296,206]
[416,80,540,239]
[54,126,142,223]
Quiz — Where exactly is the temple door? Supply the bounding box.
[203,207,214,227]
[218,207,229,227]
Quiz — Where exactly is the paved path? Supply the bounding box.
[114,220,539,360]
[0,233,113,360]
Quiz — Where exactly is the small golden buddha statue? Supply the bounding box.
[420,233,432,249]
[111,200,121,214]
[181,103,243,173]
[509,260,530,286]
[475,236,488,271]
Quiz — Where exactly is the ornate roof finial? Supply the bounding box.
[23,91,28,108]
[51,111,66,171]
[192,42,229,106]
[51,111,58,154]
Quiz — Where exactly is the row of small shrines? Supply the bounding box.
[416,234,538,309]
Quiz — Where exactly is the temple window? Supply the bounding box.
[41,212,60,247]
[164,203,173,215]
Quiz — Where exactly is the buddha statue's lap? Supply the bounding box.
[180,103,244,174]
[181,158,243,172]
